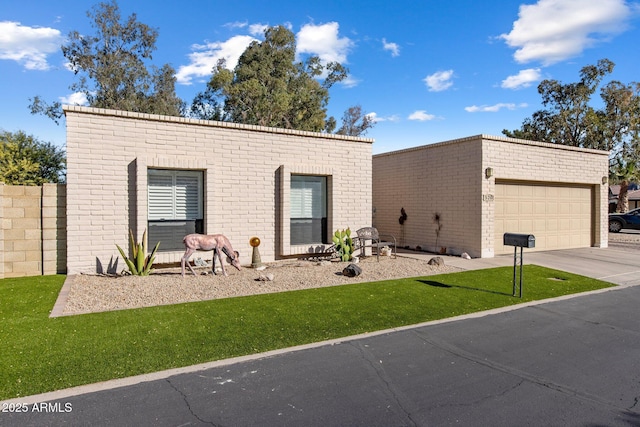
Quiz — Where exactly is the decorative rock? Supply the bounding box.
[257,273,274,281]
[427,257,445,266]
[194,257,208,267]
[461,252,471,260]
[342,263,362,277]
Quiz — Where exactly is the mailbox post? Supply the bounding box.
[503,233,535,298]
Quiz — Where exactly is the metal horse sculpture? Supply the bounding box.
[181,234,241,277]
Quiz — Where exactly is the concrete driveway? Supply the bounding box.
[2,240,640,426]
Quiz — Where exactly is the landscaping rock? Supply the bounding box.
[257,273,274,281]
[63,257,462,315]
[342,263,362,277]
[428,257,445,266]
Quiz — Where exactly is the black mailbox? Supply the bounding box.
[503,233,535,248]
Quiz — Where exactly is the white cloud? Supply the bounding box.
[499,0,632,65]
[382,38,400,57]
[0,21,63,70]
[424,70,454,92]
[296,22,353,63]
[408,110,437,121]
[341,75,360,88]
[367,112,400,123]
[248,23,269,36]
[176,22,353,86]
[224,21,248,30]
[175,35,256,85]
[60,92,87,106]
[501,68,541,89]
[465,103,528,113]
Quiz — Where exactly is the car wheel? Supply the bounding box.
[609,220,623,233]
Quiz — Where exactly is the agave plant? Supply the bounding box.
[116,229,160,276]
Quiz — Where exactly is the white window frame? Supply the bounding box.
[148,169,204,251]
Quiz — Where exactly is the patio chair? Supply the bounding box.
[355,227,397,261]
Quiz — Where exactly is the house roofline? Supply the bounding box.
[63,105,375,144]
[373,134,610,158]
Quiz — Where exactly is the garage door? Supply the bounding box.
[495,182,593,255]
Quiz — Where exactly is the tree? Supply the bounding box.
[0,130,66,185]
[610,156,640,213]
[190,25,351,133]
[503,59,640,160]
[336,105,375,137]
[30,0,183,123]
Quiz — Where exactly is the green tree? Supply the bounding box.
[503,59,640,161]
[190,25,351,133]
[336,105,375,137]
[30,0,183,123]
[610,156,640,213]
[0,130,66,185]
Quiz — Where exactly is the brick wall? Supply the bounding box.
[64,106,373,275]
[373,137,482,256]
[0,183,66,278]
[373,135,609,258]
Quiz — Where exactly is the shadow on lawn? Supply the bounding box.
[418,279,512,297]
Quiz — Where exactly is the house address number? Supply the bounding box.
[482,194,494,202]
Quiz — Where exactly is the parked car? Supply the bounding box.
[609,208,640,232]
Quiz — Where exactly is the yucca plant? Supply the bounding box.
[116,229,160,276]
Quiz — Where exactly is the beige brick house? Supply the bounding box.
[64,106,372,275]
[373,135,609,258]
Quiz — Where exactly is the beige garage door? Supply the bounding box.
[495,182,593,255]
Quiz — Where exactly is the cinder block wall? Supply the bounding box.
[482,136,609,255]
[0,183,66,278]
[64,106,373,275]
[373,135,609,258]
[373,137,482,256]
[42,184,67,275]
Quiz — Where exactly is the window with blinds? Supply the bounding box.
[290,175,327,245]
[148,169,204,251]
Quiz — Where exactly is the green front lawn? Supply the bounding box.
[0,266,614,400]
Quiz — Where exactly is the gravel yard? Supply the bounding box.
[608,230,640,245]
[59,233,638,316]
[61,255,462,316]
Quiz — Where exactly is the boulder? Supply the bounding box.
[427,257,445,267]
[342,263,362,277]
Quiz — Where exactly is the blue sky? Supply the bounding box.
[1,0,640,154]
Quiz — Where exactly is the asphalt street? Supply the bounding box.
[2,236,640,426]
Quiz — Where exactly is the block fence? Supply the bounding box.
[0,183,67,278]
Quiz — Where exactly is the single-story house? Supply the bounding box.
[64,106,373,275]
[372,135,610,258]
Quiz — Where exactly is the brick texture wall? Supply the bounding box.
[0,183,66,278]
[64,106,372,275]
[373,137,482,256]
[373,135,609,258]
